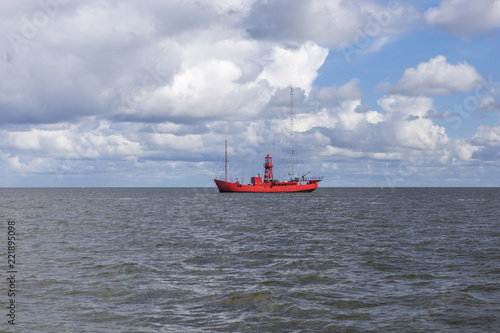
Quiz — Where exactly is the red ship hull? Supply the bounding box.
[214,179,321,193]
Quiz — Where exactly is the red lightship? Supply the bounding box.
[214,141,323,193]
[215,87,323,193]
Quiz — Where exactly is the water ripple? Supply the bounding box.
[1,187,499,332]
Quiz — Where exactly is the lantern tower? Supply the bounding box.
[264,154,274,182]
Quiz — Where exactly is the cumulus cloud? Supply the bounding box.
[425,0,500,34]
[379,55,483,96]
[477,95,500,112]
[376,95,449,150]
[1,122,143,160]
[470,125,500,161]
[245,0,420,48]
[282,91,457,165]
[0,0,334,126]
[257,42,329,94]
[291,90,483,186]
[309,79,363,106]
[471,125,500,147]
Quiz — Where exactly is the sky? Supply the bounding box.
[1,0,500,187]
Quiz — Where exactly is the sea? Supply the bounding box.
[1,187,499,332]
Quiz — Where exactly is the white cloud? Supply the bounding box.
[477,95,500,112]
[257,42,329,94]
[282,91,459,168]
[146,133,204,152]
[307,92,482,176]
[471,125,500,147]
[211,0,255,16]
[336,100,384,130]
[424,109,460,120]
[245,0,420,48]
[5,129,73,154]
[378,94,434,118]
[380,55,483,96]
[452,139,478,161]
[425,0,500,34]
[1,123,143,160]
[309,79,363,106]
[376,94,449,150]
[469,125,500,161]
[151,58,243,115]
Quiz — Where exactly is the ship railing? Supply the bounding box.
[299,176,324,181]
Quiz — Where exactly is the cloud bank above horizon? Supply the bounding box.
[1,0,500,187]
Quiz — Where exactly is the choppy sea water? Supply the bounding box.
[1,187,499,332]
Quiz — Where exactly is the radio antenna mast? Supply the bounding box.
[225,139,227,182]
[289,87,295,179]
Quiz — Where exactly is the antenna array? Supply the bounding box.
[289,87,295,179]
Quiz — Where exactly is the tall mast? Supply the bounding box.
[289,87,295,179]
[225,139,227,182]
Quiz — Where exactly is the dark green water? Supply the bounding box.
[1,187,499,332]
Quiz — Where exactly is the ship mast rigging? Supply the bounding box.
[289,87,295,179]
